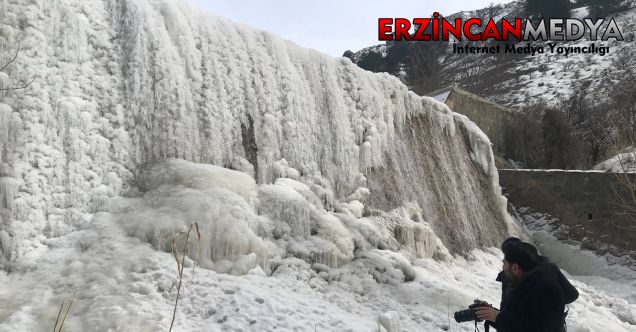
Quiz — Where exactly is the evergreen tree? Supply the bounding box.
[526,0,570,19]
[583,0,630,17]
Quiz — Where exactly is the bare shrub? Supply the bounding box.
[53,290,76,332]
[169,222,201,332]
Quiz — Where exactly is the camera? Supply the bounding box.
[454,300,489,323]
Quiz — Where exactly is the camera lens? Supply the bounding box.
[454,308,476,323]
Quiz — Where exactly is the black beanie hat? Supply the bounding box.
[503,242,539,272]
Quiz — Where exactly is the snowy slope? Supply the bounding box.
[594,147,636,172]
[490,6,636,107]
[347,1,636,109]
[0,0,634,331]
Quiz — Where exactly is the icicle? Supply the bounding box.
[310,212,355,267]
[0,229,13,260]
[259,184,311,239]
[0,177,17,210]
[359,141,373,170]
[0,103,11,145]
[394,223,439,259]
[0,73,9,98]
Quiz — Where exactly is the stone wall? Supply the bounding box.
[445,88,516,159]
[499,169,636,253]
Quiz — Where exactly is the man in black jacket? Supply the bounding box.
[475,242,566,332]
[496,237,522,310]
[496,238,579,311]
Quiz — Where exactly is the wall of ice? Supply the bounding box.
[0,0,513,268]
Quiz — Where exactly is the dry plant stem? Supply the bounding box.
[192,223,200,278]
[610,134,636,232]
[169,222,200,332]
[0,76,35,91]
[52,301,65,332]
[53,289,76,332]
[0,40,20,73]
[0,40,35,91]
[58,290,76,332]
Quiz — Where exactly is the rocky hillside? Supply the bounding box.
[345,0,636,109]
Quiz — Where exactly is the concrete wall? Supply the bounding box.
[499,169,636,253]
[445,88,516,161]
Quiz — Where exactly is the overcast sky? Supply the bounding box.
[188,0,516,57]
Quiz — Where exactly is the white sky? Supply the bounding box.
[188,0,516,57]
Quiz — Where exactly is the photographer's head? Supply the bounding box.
[501,237,521,252]
[502,242,539,282]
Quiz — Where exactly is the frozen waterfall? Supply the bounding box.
[0,0,513,271]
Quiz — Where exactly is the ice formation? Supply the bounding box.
[0,0,514,266]
[378,311,400,332]
[0,0,586,330]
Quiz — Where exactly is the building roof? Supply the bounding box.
[425,86,454,103]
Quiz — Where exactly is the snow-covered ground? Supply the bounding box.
[1,210,634,331]
[0,160,634,332]
[517,207,636,275]
[594,147,636,173]
[515,207,636,331]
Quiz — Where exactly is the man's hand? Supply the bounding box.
[475,300,492,307]
[475,306,499,322]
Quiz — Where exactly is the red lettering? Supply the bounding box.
[441,18,462,40]
[482,19,502,40]
[413,18,431,40]
[432,15,439,41]
[378,16,520,42]
[502,18,522,40]
[394,18,412,41]
[378,18,393,41]
[463,18,482,41]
